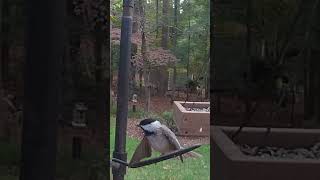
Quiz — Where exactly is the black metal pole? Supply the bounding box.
[112,0,134,179]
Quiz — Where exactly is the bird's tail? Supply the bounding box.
[174,150,202,163]
[183,150,202,158]
[177,150,202,163]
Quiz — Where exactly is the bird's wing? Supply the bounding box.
[129,136,152,165]
[160,125,181,150]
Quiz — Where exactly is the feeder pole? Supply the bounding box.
[112,0,134,179]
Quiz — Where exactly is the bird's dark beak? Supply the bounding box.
[137,124,143,130]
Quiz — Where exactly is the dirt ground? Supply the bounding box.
[134,96,173,114]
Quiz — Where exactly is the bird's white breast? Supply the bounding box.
[147,131,171,154]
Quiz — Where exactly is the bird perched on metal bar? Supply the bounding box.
[129,118,202,164]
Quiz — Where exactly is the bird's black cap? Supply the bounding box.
[139,118,156,126]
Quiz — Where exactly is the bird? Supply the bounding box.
[129,118,201,164]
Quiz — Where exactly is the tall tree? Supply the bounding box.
[139,0,151,112]
[130,1,140,97]
[156,0,159,38]
[161,0,169,48]
[187,11,190,78]
[20,0,65,179]
[157,0,170,96]
[172,0,179,98]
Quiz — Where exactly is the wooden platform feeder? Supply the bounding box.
[173,101,210,136]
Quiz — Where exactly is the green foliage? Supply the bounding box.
[111,43,120,72]
[110,0,123,27]
[110,103,117,117]
[111,0,210,79]
[128,107,146,119]
[160,110,177,130]
[175,0,210,78]
[161,110,173,122]
[126,145,210,180]
[186,78,199,91]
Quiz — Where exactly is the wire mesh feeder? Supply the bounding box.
[111,144,201,168]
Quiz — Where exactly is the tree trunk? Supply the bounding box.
[158,67,168,96]
[161,0,169,49]
[205,55,210,99]
[172,66,177,97]
[132,0,140,34]
[156,0,159,38]
[158,0,169,96]
[1,0,10,90]
[20,0,65,179]
[172,0,179,99]
[131,1,140,97]
[139,70,143,92]
[130,44,138,97]
[206,75,210,99]
[139,0,150,112]
[144,68,151,112]
[187,16,190,78]
[130,62,136,97]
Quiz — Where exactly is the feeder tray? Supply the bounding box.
[112,144,201,168]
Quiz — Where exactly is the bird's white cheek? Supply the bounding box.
[142,124,156,132]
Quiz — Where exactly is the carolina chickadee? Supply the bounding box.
[129,118,201,164]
